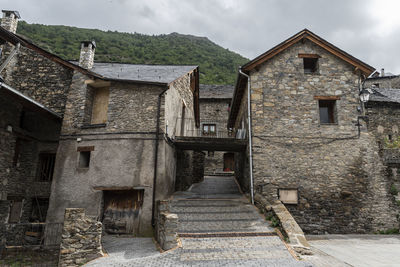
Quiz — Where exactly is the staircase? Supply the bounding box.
[169,175,313,266]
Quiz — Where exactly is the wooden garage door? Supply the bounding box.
[102,190,144,235]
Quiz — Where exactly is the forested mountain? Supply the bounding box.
[16,21,249,84]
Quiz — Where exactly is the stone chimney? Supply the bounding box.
[1,10,20,34]
[381,68,385,77]
[79,41,96,69]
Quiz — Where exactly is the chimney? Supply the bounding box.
[79,41,96,69]
[1,10,20,34]
[381,68,385,77]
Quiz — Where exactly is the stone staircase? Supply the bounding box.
[168,175,313,266]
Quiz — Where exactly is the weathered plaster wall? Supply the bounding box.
[1,43,74,115]
[235,40,398,233]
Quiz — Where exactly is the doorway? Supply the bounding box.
[102,189,144,235]
[223,153,234,172]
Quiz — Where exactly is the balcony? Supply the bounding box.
[172,123,247,152]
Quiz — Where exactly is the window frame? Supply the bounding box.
[202,123,217,136]
[299,54,321,74]
[314,96,340,125]
[36,152,56,181]
[77,146,94,169]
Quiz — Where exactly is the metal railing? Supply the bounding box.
[178,129,236,138]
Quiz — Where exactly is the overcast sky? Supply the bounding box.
[1,0,399,74]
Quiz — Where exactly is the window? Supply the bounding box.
[303,58,318,73]
[299,54,320,74]
[202,124,216,136]
[91,87,109,124]
[77,146,94,168]
[30,198,49,222]
[319,100,336,124]
[13,138,21,167]
[36,153,56,181]
[79,151,91,168]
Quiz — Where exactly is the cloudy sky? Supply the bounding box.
[1,0,399,74]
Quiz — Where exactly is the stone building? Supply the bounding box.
[199,84,234,174]
[0,10,200,244]
[365,69,400,89]
[46,52,200,237]
[228,29,399,234]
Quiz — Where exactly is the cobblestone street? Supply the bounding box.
[86,176,313,266]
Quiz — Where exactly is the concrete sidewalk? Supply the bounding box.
[304,235,400,267]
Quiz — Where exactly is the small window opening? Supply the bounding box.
[37,153,56,181]
[303,58,318,74]
[30,198,49,222]
[13,138,21,167]
[373,83,380,88]
[202,124,216,136]
[79,151,91,168]
[319,100,336,124]
[388,134,393,142]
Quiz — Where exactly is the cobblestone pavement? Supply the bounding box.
[86,176,313,266]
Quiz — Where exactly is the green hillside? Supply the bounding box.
[16,21,248,84]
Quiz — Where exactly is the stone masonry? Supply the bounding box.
[233,37,398,234]
[199,85,233,174]
[58,208,103,267]
[155,200,179,251]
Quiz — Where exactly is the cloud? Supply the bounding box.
[0,0,399,73]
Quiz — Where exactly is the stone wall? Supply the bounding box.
[58,208,103,267]
[200,99,230,173]
[61,72,167,135]
[1,43,74,115]
[234,39,398,234]
[0,91,61,223]
[176,150,205,191]
[365,76,400,89]
[155,200,179,251]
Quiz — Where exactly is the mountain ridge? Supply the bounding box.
[16,21,249,84]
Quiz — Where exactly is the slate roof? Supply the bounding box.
[89,62,197,84]
[200,84,234,99]
[369,88,400,103]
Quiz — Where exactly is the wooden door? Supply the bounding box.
[102,190,144,235]
[223,153,234,172]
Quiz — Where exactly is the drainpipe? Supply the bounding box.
[238,68,254,205]
[151,86,169,227]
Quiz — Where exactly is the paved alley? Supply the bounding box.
[86,176,312,266]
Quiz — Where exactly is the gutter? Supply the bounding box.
[238,68,255,205]
[151,86,169,226]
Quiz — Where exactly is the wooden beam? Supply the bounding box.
[77,146,95,152]
[298,53,321,58]
[314,95,341,100]
[85,79,111,88]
